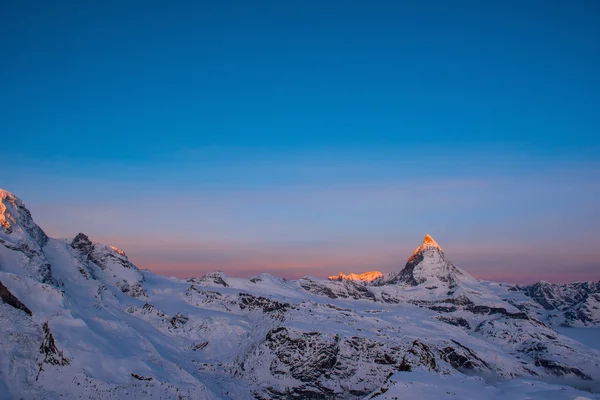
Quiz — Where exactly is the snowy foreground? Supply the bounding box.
[0,189,599,400]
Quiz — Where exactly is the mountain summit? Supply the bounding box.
[421,233,442,250]
[0,189,48,248]
[388,234,475,287]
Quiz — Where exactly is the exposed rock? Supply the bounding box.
[511,280,600,326]
[192,342,209,351]
[440,340,491,371]
[534,359,591,380]
[238,292,291,314]
[169,312,189,329]
[37,321,70,380]
[70,233,94,256]
[0,279,32,316]
[192,270,229,287]
[131,373,153,381]
[436,315,471,329]
[398,340,438,372]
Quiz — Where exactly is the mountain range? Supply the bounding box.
[0,189,598,399]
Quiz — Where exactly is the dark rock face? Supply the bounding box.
[243,328,415,399]
[37,322,70,380]
[169,312,189,329]
[131,373,153,381]
[265,328,340,384]
[519,281,598,310]
[347,282,377,300]
[513,280,600,326]
[192,341,209,351]
[534,359,591,380]
[387,251,424,286]
[440,340,490,371]
[436,315,471,329]
[238,292,292,314]
[398,340,438,372]
[0,280,32,316]
[564,292,600,325]
[259,327,341,398]
[186,285,223,304]
[465,305,529,320]
[298,278,378,302]
[70,233,94,256]
[192,271,229,287]
[116,280,147,298]
[299,282,339,299]
[39,322,70,366]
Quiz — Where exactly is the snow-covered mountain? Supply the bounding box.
[0,189,598,399]
[328,271,383,283]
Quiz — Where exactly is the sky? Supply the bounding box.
[1,0,599,283]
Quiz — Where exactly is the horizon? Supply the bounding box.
[3,1,599,284]
[3,186,598,285]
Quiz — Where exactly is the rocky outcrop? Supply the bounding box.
[190,270,229,287]
[0,280,32,316]
[36,322,70,380]
[242,327,407,399]
[518,280,598,310]
[238,292,292,314]
[298,277,377,301]
[70,233,94,257]
[512,280,600,326]
[131,372,153,381]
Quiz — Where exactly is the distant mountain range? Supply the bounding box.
[0,189,598,399]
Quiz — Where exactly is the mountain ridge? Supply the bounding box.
[0,188,599,399]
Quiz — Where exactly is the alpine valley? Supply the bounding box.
[0,188,598,400]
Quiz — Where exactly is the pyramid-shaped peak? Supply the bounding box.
[406,234,443,265]
[387,233,476,287]
[422,234,442,250]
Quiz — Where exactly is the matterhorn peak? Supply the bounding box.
[422,234,441,249]
[388,234,475,287]
[405,234,444,266]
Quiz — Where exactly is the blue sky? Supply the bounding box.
[2,1,599,282]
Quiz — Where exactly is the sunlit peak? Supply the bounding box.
[328,271,384,282]
[422,234,441,249]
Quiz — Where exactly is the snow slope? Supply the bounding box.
[0,189,598,399]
